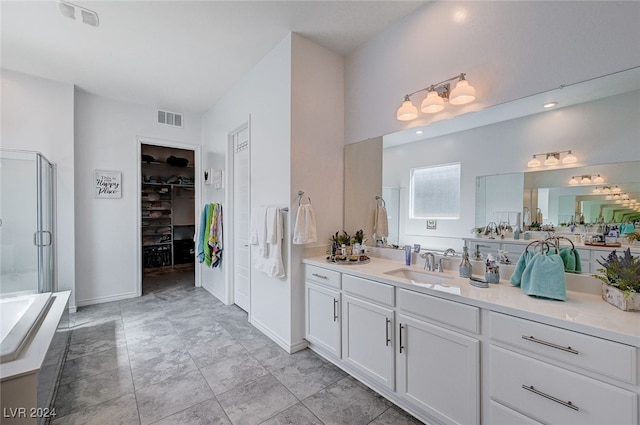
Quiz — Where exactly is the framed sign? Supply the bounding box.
[426,219,437,230]
[95,170,122,199]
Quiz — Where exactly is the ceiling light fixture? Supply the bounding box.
[396,73,475,121]
[58,1,99,27]
[543,102,558,109]
[527,150,577,168]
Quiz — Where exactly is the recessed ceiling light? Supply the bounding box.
[543,102,558,109]
[59,1,99,27]
[416,130,424,135]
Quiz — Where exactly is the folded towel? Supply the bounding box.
[547,247,582,273]
[374,205,389,238]
[520,252,566,301]
[250,207,285,278]
[510,251,534,287]
[293,204,317,244]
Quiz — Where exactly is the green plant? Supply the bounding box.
[594,248,640,300]
[330,231,352,246]
[353,229,366,244]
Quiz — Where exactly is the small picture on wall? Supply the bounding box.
[426,220,437,230]
[95,170,122,199]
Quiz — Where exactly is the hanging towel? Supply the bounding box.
[203,204,214,267]
[293,204,317,244]
[197,204,208,263]
[251,207,285,278]
[209,204,223,268]
[250,206,268,268]
[509,250,534,287]
[520,252,567,301]
[374,205,389,238]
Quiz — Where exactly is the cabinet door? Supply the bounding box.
[342,295,395,390]
[305,282,341,358]
[396,314,480,425]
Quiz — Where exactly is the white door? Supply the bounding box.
[396,314,480,425]
[342,294,395,390]
[233,127,250,311]
[305,282,341,358]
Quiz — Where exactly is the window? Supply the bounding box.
[410,163,460,219]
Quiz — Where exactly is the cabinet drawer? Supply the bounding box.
[342,274,394,307]
[490,346,637,425]
[489,312,637,384]
[398,289,479,334]
[489,400,543,425]
[305,265,341,289]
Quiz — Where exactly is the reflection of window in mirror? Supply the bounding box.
[410,163,460,219]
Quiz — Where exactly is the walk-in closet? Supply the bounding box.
[140,144,195,290]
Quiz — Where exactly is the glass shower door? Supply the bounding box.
[37,153,55,293]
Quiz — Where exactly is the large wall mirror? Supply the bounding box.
[344,67,640,251]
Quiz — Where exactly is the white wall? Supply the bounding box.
[345,1,640,144]
[1,69,76,308]
[382,90,640,251]
[202,35,292,344]
[74,91,202,306]
[290,33,344,349]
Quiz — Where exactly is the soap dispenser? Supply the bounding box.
[459,246,472,278]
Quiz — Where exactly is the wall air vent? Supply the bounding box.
[157,110,183,128]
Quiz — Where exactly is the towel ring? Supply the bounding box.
[297,191,311,206]
[544,236,575,250]
[375,195,386,207]
[525,240,551,254]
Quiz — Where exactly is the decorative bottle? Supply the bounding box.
[459,246,472,278]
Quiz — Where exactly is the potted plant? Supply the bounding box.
[353,229,366,245]
[330,231,352,246]
[625,231,640,246]
[594,248,640,311]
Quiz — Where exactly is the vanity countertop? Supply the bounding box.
[463,236,640,252]
[303,256,640,347]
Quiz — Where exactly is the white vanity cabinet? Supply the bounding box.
[488,312,638,425]
[396,289,481,425]
[305,265,342,358]
[341,275,395,390]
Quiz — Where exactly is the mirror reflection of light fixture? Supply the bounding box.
[569,174,604,185]
[396,73,475,121]
[613,185,622,193]
[527,150,577,168]
[593,174,604,183]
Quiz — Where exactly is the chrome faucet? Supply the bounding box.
[443,248,456,257]
[474,244,490,261]
[437,257,450,272]
[420,252,435,271]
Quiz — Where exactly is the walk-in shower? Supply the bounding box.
[0,149,56,361]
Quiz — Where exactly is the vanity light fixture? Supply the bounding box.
[569,174,604,185]
[527,150,577,168]
[396,73,475,121]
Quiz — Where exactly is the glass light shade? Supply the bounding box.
[613,186,622,193]
[581,176,591,184]
[615,199,622,204]
[527,156,541,167]
[421,90,445,113]
[544,154,559,166]
[605,194,613,200]
[449,79,475,105]
[622,193,630,199]
[562,152,577,164]
[569,177,578,185]
[397,99,418,121]
[602,187,611,194]
[593,174,604,183]
[592,187,602,194]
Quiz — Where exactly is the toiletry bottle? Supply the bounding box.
[404,245,412,266]
[459,246,472,278]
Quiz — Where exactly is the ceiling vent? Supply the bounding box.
[157,110,183,128]
[58,1,99,27]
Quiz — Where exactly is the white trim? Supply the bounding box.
[250,316,308,354]
[136,136,202,297]
[76,291,138,307]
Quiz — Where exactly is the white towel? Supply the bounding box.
[373,205,389,238]
[251,206,285,278]
[293,204,317,244]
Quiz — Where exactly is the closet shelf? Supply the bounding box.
[143,242,172,247]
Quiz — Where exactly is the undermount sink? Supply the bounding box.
[384,268,454,285]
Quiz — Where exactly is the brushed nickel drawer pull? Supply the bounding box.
[399,324,405,353]
[312,273,328,279]
[385,318,391,346]
[522,335,579,354]
[333,299,339,322]
[522,385,579,411]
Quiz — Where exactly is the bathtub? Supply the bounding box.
[0,293,53,363]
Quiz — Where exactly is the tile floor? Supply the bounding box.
[52,271,426,425]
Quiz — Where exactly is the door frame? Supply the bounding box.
[136,136,202,297]
[225,117,251,314]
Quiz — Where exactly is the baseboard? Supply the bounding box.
[250,316,308,354]
[76,292,137,307]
